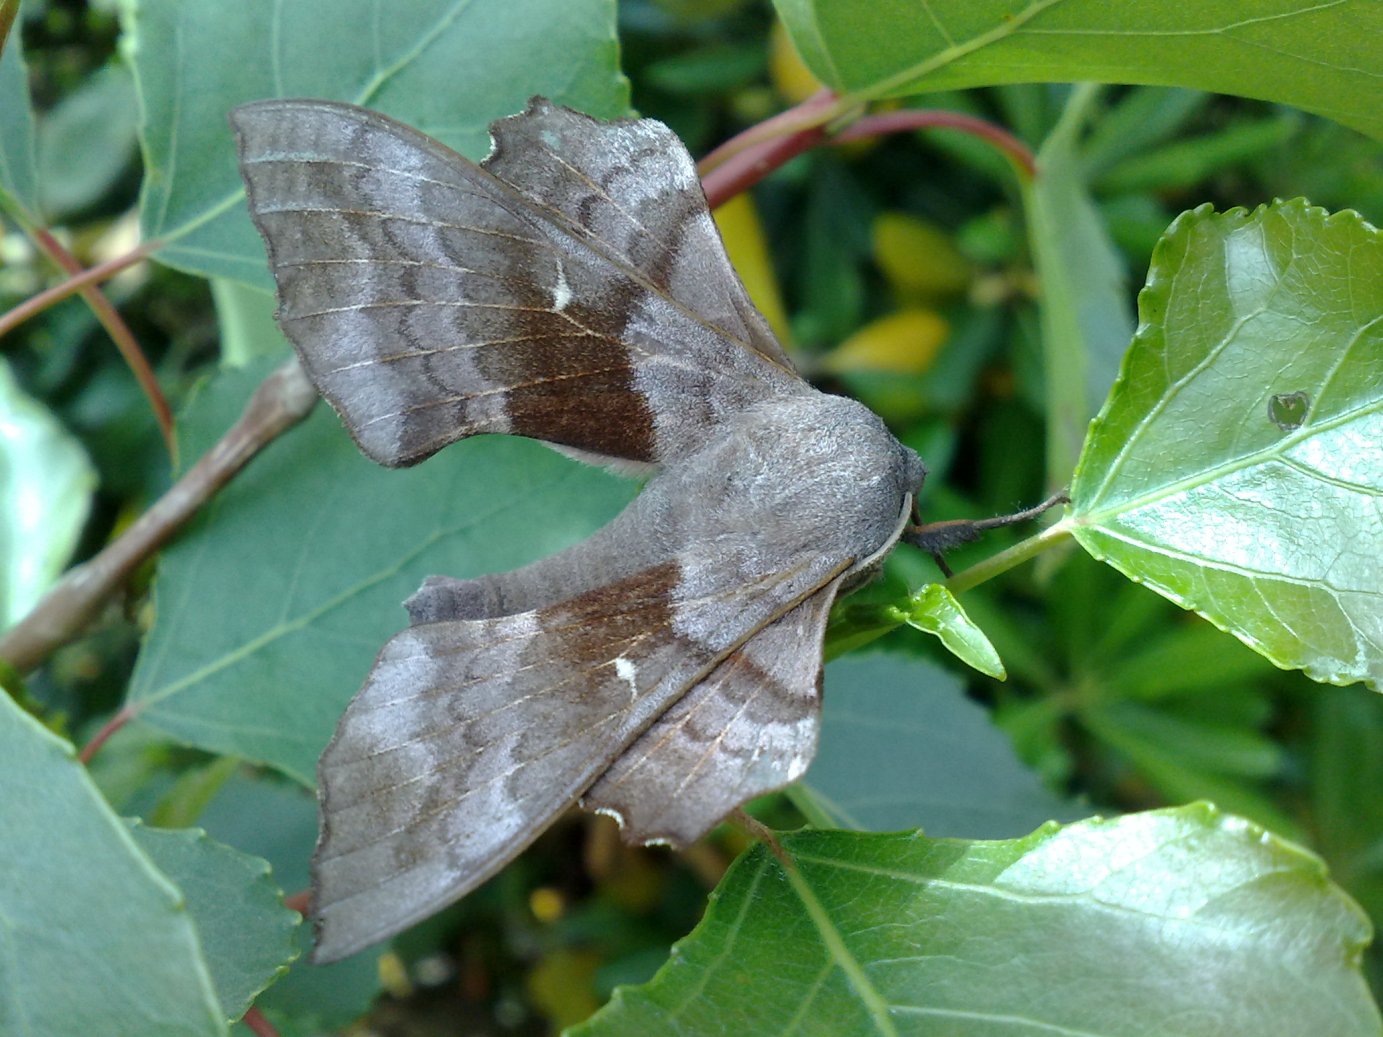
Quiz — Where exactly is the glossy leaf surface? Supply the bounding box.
[1070,201,1382,689]
[576,805,1380,1037]
[773,0,1383,141]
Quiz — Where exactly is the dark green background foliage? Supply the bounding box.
[1,0,1381,1034]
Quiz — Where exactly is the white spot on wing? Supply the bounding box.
[615,656,638,701]
[552,257,572,312]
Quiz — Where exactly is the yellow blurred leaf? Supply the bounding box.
[873,212,973,299]
[529,886,566,923]
[377,951,413,998]
[820,308,949,375]
[528,948,603,1030]
[712,192,792,344]
[769,19,822,105]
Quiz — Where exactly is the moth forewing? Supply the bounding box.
[230,98,803,470]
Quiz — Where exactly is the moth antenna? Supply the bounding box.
[904,491,1069,576]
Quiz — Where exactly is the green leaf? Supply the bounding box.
[129,821,301,1023]
[0,691,225,1036]
[126,358,636,783]
[35,61,139,220]
[824,581,1002,677]
[123,0,628,285]
[574,805,1381,1037]
[198,772,385,1030]
[1083,704,1300,838]
[1069,200,1383,689]
[1312,687,1383,944]
[796,158,871,346]
[771,0,1383,142]
[248,926,382,1036]
[1088,700,1283,780]
[147,753,243,828]
[210,278,290,366]
[0,356,96,630]
[802,654,1071,836]
[1093,113,1301,196]
[1023,84,1135,484]
[1078,87,1209,180]
[894,583,1004,679]
[1106,618,1280,701]
[0,0,38,220]
[644,41,765,95]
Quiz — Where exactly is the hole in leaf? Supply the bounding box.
[1267,391,1310,431]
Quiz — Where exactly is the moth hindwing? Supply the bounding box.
[232,97,927,962]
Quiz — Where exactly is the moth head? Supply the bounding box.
[790,393,926,586]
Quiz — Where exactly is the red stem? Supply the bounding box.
[0,240,158,338]
[834,109,1036,178]
[698,87,842,175]
[701,124,828,209]
[78,704,136,765]
[242,1007,282,1037]
[22,233,175,456]
[698,103,1035,211]
[283,890,311,915]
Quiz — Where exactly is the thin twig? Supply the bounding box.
[944,516,1075,596]
[0,239,160,340]
[697,88,843,175]
[242,1007,282,1037]
[698,101,1035,210]
[29,230,176,456]
[834,109,1037,178]
[0,0,19,55]
[77,704,137,765]
[701,124,829,209]
[1,358,319,683]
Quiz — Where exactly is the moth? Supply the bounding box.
[232,98,936,963]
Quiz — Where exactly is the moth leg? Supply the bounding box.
[903,492,1068,578]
